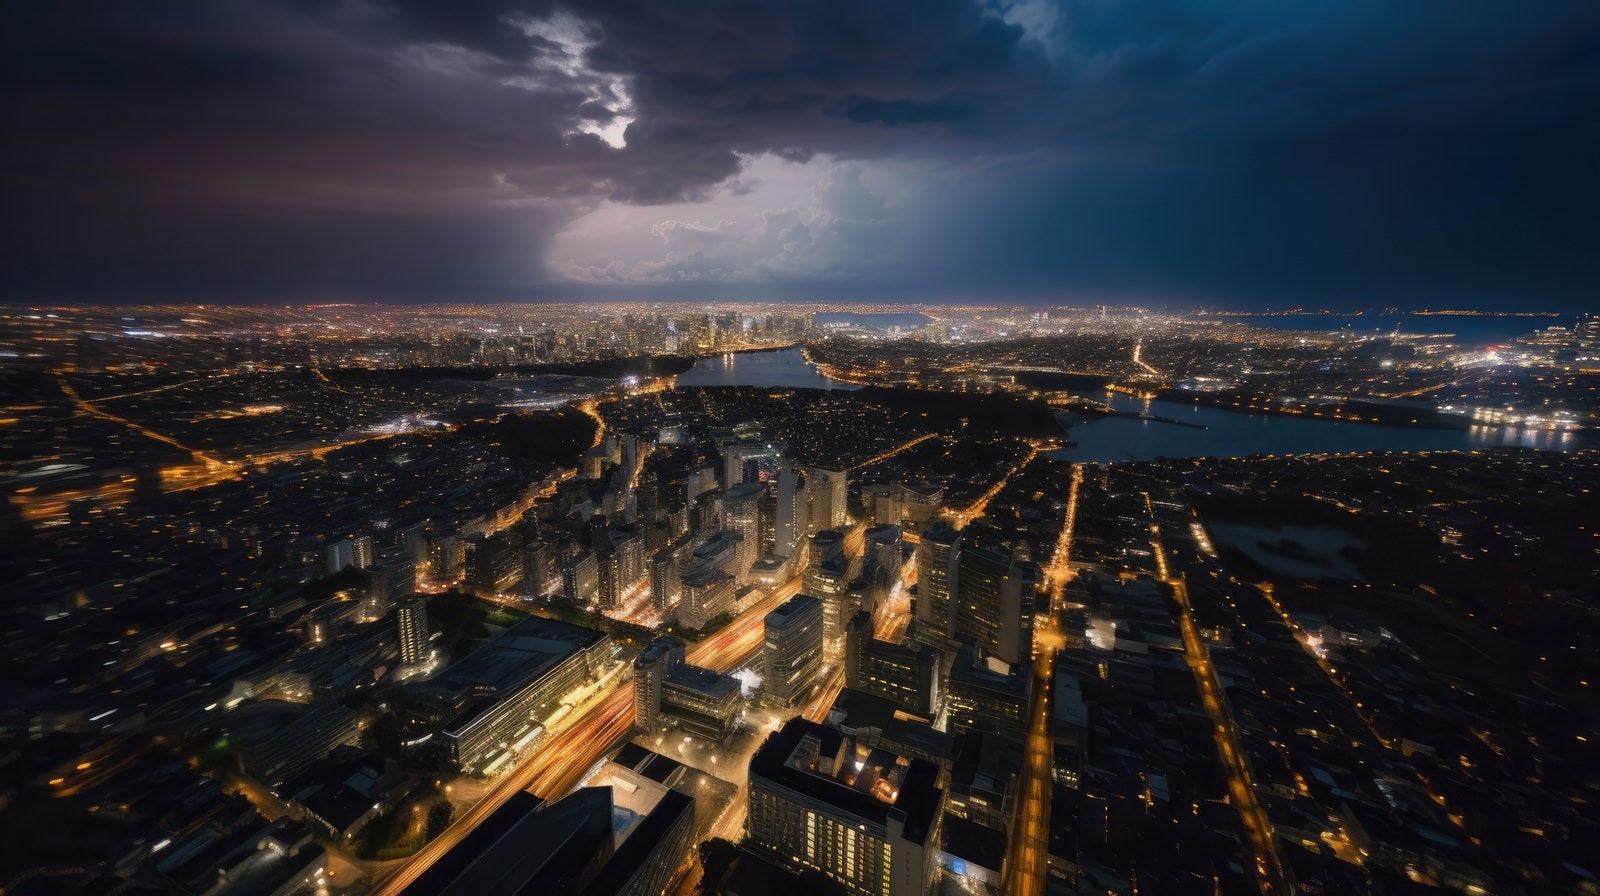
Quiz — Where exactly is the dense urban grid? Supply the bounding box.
[2,304,1597,896]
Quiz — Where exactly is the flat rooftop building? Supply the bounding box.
[400,785,695,896]
[432,615,610,774]
[635,635,744,740]
[746,717,943,896]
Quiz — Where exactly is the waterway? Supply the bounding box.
[675,348,1587,462]
[675,348,858,390]
[1049,392,1587,463]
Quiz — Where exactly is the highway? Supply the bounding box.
[1001,463,1082,896]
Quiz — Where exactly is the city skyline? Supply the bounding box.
[4,2,1599,307]
[2,307,1597,896]
[5,3,1600,895]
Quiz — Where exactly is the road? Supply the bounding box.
[1131,341,1162,379]
[372,573,803,896]
[1147,509,1289,896]
[1001,463,1082,896]
[948,441,1041,527]
[849,432,938,472]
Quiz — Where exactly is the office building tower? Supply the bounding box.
[746,718,943,896]
[844,612,941,717]
[323,538,355,576]
[608,526,646,587]
[806,531,853,664]
[397,598,430,665]
[954,546,1039,666]
[864,484,902,527]
[764,595,824,705]
[563,551,600,605]
[945,642,1031,737]
[524,540,555,599]
[759,484,778,555]
[865,524,903,588]
[806,467,848,532]
[633,636,743,740]
[723,481,765,581]
[350,534,375,570]
[466,531,523,596]
[677,567,734,631]
[775,468,808,557]
[687,531,741,579]
[900,483,944,528]
[914,523,960,640]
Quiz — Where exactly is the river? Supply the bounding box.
[674,348,1586,461]
[674,348,858,390]
[1049,392,1587,462]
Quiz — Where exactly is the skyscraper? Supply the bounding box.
[723,481,765,582]
[954,546,1039,666]
[806,467,848,532]
[397,598,429,665]
[764,595,823,705]
[914,522,960,640]
[806,530,852,663]
[775,468,808,558]
[844,611,941,717]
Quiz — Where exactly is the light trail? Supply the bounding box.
[1132,341,1162,378]
[1148,509,1288,896]
[948,441,1040,527]
[1002,463,1081,896]
[373,572,803,896]
[849,432,938,472]
[56,373,232,470]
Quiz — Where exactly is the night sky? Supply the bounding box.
[3,2,1597,308]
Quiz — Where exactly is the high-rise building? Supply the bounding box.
[466,531,523,596]
[723,481,765,582]
[323,538,355,576]
[900,482,945,528]
[688,530,743,581]
[633,636,744,740]
[775,468,808,557]
[746,718,944,896]
[864,483,902,527]
[524,540,555,599]
[806,530,853,663]
[843,612,941,717]
[350,534,375,570]
[563,550,600,605]
[758,484,778,555]
[945,642,1031,737]
[954,546,1039,666]
[764,595,824,705]
[865,523,904,588]
[914,523,960,640]
[806,467,848,532]
[397,598,430,665]
[609,526,646,587]
[677,566,734,631]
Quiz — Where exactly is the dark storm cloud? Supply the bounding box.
[1,1,1596,305]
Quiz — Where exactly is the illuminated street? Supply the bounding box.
[1148,512,1288,896]
[1002,462,1081,896]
